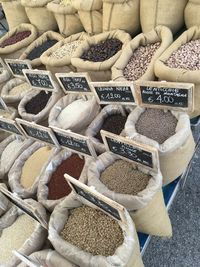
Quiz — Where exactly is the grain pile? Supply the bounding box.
[9,82,31,96]
[50,40,83,59]
[0,31,31,48]
[27,39,58,60]
[25,91,52,114]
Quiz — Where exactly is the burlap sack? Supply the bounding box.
[87,152,172,237]
[155,26,200,118]
[0,106,18,142]
[185,0,200,28]
[112,26,173,82]
[48,195,144,267]
[21,0,58,35]
[49,94,100,133]
[125,107,195,185]
[19,31,63,68]
[0,68,11,92]
[71,30,131,81]
[0,205,18,230]
[47,0,84,37]
[40,32,88,75]
[72,0,103,35]
[103,0,140,36]
[38,150,92,212]
[8,142,60,199]
[0,23,38,60]
[0,183,9,217]
[140,0,188,34]
[18,89,63,124]
[1,0,29,30]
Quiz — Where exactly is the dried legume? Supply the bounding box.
[27,39,58,60]
[9,82,31,96]
[0,31,31,48]
[50,40,83,59]
[25,91,52,115]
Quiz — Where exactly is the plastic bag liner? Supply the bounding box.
[103,0,140,36]
[0,68,11,92]
[71,30,131,82]
[19,31,64,68]
[87,152,172,237]
[85,104,134,154]
[21,0,58,34]
[0,23,38,60]
[185,0,200,29]
[47,0,84,37]
[0,183,9,217]
[155,26,200,118]
[0,106,18,142]
[8,142,60,199]
[125,107,195,185]
[40,32,88,76]
[140,0,188,34]
[112,26,173,82]
[18,88,63,124]
[48,194,144,267]
[0,134,33,180]
[38,150,92,212]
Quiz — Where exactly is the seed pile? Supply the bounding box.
[9,82,31,96]
[48,154,85,200]
[0,31,31,48]
[61,205,123,256]
[25,91,52,114]
[0,109,14,118]
[81,38,123,62]
[135,108,178,144]
[50,40,83,59]
[100,160,151,195]
[27,39,58,60]
[123,42,160,81]
[166,39,200,70]
[95,114,127,142]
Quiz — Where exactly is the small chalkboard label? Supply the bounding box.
[14,251,40,267]
[16,119,59,147]
[90,81,136,105]
[56,72,92,95]
[5,59,32,77]
[135,81,194,112]
[0,97,9,111]
[65,175,126,223]
[51,127,97,158]
[0,118,23,135]
[101,130,159,171]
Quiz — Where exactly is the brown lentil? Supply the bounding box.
[0,31,31,48]
[50,40,83,59]
[25,91,52,114]
[61,205,124,256]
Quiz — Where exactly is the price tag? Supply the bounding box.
[5,59,32,78]
[90,81,136,105]
[56,72,92,95]
[0,97,9,111]
[51,127,97,158]
[13,251,41,267]
[16,119,59,147]
[101,130,159,172]
[135,81,194,112]
[65,175,126,224]
[0,117,24,135]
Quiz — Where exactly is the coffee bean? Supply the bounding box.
[27,39,58,60]
[25,91,52,115]
[0,31,31,48]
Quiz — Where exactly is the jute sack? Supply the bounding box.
[155,26,200,118]
[40,32,88,75]
[0,68,11,92]
[71,30,131,81]
[112,26,173,82]
[0,183,9,217]
[1,0,29,30]
[85,104,134,154]
[47,0,84,37]
[0,204,18,230]
[48,195,144,267]
[125,107,195,185]
[0,23,38,60]
[185,0,200,28]
[0,106,18,142]
[38,150,92,212]
[18,89,63,124]
[21,0,57,34]
[8,142,60,199]
[19,31,63,68]
[103,0,140,36]
[72,0,103,35]
[140,0,188,34]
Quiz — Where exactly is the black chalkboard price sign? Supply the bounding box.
[5,59,32,77]
[90,81,136,105]
[65,175,126,223]
[0,118,23,135]
[135,81,194,112]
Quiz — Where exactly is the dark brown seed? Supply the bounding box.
[25,91,52,115]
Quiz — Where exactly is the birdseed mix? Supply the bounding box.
[0,31,31,48]
[50,40,83,59]
[60,205,124,256]
[27,39,58,60]
[9,82,31,96]
[25,91,52,114]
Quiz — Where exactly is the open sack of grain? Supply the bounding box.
[8,142,60,199]
[0,198,47,267]
[71,30,131,81]
[47,0,84,37]
[19,31,63,68]
[185,0,200,29]
[112,26,173,82]
[0,23,38,60]
[140,0,188,34]
[40,32,88,75]
[48,193,144,267]
[49,94,100,133]
[155,26,200,118]
[125,108,195,185]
